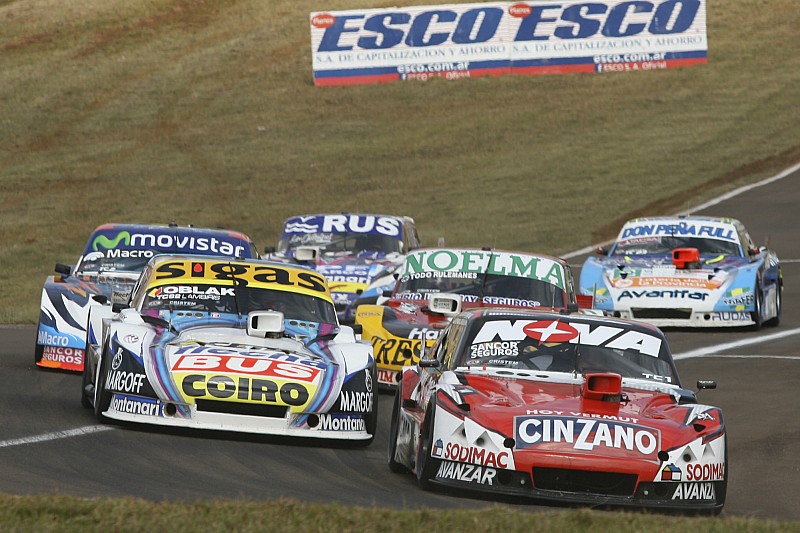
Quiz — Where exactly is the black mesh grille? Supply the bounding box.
[533,467,637,497]
[195,400,287,418]
[631,308,692,319]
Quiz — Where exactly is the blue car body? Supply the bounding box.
[579,216,781,328]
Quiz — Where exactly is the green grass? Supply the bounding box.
[1,0,798,326]
[1,495,798,532]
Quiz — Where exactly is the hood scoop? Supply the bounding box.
[672,247,701,269]
[582,372,623,403]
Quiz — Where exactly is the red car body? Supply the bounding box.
[389,308,726,513]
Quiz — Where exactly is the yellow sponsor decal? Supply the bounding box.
[148,259,332,302]
[174,372,317,412]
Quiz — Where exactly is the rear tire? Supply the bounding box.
[764,280,782,327]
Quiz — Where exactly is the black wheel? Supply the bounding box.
[415,406,438,490]
[33,321,44,366]
[764,280,782,327]
[387,386,408,473]
[356,365,379,447]
[93,345,113,423]
[80,350,94,409]
[749,282,763,331]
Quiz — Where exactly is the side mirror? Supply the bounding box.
[264,245,276,255]
[381,289,394,297]
[55,263,72,276]
[419,358,440,368]
[427,293,461,318]
[248,310,285,338]
[111,302,127,313]
[595,247,607,256]
[92,294,109,304]
[697,380,717,391]
[294,246,319,262]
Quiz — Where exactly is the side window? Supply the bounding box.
[441,319,466,369]
[563,265,577,305]
[737,225,755,256]
[130,265,153,310]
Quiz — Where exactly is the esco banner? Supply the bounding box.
[310,0,707,86]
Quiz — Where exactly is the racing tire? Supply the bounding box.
[33,320,44,366]
[749,282,763,331]
[34,342,44,366]
[80,358,93,409]
[415,405,438,490]
[387,385,408,473]
[355,364,379,448]
[764,280,782,327]
[93,345,113,423]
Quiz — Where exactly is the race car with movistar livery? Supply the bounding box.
[389,308,726,513]
[82,255,377,443]
[579,216,781,329]
[36,223,259,372]
[272,214,420,323]
[355,248,579,389]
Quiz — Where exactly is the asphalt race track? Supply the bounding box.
[1,169,798,520]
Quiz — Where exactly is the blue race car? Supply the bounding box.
[35,223,259,371]
[579,216,781,329]
[271,214,421,323]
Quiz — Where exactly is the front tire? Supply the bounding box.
[415,406,438,490]
[356,364,379,447]
[750,282,763,331]
[33,320,44,366]
[93,345,113,422]
[387,385,407,473]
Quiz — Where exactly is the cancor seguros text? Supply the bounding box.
[316,1,702,52]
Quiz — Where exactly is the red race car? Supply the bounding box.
[388,308,726,513]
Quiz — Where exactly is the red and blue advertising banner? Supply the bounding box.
[310,0,707,86]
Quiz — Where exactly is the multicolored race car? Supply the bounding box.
[389,308,726,513]
[271,214,420,323]
[81,255,377,443]
[579,216,782,328]
[355,248,579,389]
[35,223,259,372]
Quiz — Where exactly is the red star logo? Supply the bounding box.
[522,320,579,343]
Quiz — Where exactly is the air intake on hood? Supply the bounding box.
[582,372,622,402]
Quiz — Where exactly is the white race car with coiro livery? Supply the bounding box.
[579,216,781,328]
[82,255,377,443]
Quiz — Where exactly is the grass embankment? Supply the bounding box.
[2,495,799,532]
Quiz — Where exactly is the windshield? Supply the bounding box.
[279,232,403,257]
[396,272,564,308]
[458,318,677,384]
[78,253,153,274]
[612,236,740,256]
[141,283,337,324]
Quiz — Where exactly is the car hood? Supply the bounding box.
[447,370,722,462]
[142,318,346,414]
